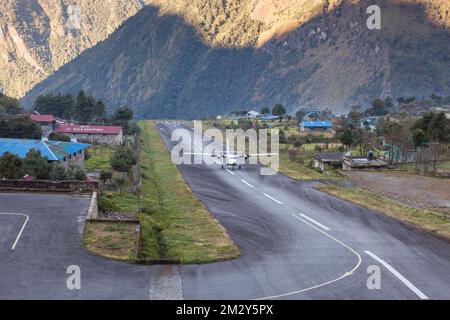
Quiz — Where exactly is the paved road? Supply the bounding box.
[157,121,450,300]
[0,193,150,299]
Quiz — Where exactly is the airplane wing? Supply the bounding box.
[247,153,279,157]
[184,152,215,156]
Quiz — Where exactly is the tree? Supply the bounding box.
[261,107,270,115]
[341,128,354,149]
[272,104,286,116]
[33,93,75,119]
[113,176,127,194]
[100,170,112,184]
[429,112,449,144]
[49,165,68,180]
[412,128,427,148]
[67,164,86,181]
[397,97,405,105]
[48,133,71,142]
[348,105,362,127]
[371,98,387,116]
[23,149,51,179]
[113,106,134,134]
[384,96,394,109]
[111,146,136,172]
[0,116,42,139]
[0,95,23,115]
[113,107,134,123]
[0,152,23,179]
[33,91,106,122]
[295,109,306,122]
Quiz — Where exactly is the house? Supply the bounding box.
[313,152,345,172]
[361,116,379,132]
[304,110,321,121]
[0,138,90,169]
[300,120,333,132]
[28,114,56,137]
[246,110,260,118]
[55,124,123,145]
[260,115,279,121]
[342,151,388,170]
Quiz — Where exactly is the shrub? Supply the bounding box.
[48,133,70,142]
[111,145,136,172]
[98,197,120,213]
[0,152,23,179]
[67,165,86,181]
[23,149,51,179]
[99,170,112,184]
[49,165,68,180]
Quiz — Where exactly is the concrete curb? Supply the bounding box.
[86,192,98,220]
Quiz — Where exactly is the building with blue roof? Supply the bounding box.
[0,138,90,169]
[300,120,333,132]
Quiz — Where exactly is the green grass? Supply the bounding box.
[85,145,116,172]
[316,184,450,239]
[84,221,138,261]
[278,144,343,180]
[136,121,239,264]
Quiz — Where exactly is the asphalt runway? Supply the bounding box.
[157,121,450,299]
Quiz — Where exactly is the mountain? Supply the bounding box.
[5,0,450,118]
[0,0,146,98]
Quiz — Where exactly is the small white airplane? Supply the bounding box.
[186,143,277,170]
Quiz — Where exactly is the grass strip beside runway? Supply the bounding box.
[137,121,239,263]
[316,184,450,239]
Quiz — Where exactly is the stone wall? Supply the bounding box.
[0,179,99,193]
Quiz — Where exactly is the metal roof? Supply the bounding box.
[301,121,333,128]
[0,138,90,161]
[314,152,344,161]
[30,114,55,122]
[56,124,123,135]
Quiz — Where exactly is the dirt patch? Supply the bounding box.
[345,171,450,215]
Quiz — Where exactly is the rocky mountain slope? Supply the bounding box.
[3,0,450,118]
[0,0,147,98]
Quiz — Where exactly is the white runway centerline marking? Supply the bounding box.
[0,213,30,250]
[263,193,283,204]
[364,250,429,300]
[225,169,235,175]
[299,213,330,231]
[240,179,255,188]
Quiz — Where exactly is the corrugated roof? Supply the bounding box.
[56,124,122,135]
[0,138,90,161]
[301,121,333,128]
[30,114,55,122]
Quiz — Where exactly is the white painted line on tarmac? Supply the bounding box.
[255,214,362,300]
[0,213,30,250]
[299,213,330,231]
[263,193,283,204]
[364,250,429,300]
[225,169,235,175]
[240,179,255,188]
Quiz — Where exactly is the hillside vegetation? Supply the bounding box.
[2,1,450,117]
